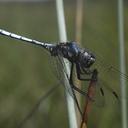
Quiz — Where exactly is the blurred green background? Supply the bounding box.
[0,0,128,128]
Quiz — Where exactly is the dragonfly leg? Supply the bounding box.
[69,63,83,117]
[76,63,92,81]
[71,84,86,96]
[71,84,94,101]
[69,63,74,84]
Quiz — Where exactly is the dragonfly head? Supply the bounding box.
[80,50,96,68]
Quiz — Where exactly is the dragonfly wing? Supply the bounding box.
[93,78,118,107]
[95,53,128,81]
[89,53,128,103]
[56,55,76,98]
[87,79,106,107]
[48,55,64,84]
[49,53,76,98]
[98,78,128,106]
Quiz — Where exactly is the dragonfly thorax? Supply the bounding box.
[50,42,95,68]
[51,42,80,62]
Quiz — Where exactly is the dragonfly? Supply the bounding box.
[0,29,128,122]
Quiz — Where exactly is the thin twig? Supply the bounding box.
[75,0,84,126]
[80,69,98,128]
